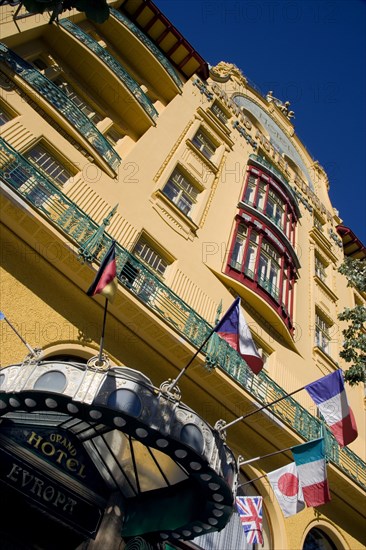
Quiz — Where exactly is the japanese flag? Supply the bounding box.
[267,462,305,517]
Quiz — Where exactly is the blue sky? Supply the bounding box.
[158,0,366,244]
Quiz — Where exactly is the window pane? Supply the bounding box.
[0,106,11,126]
[54,77,103,124]
[257,182,266,211]
[162,169,199,216]
[134,240,168,277]
[192,130,217,159]
[26,144,72,186]
[211,102,228,124]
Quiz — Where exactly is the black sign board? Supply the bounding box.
[0,446,104,537]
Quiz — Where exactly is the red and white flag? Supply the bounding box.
[267,462,305,517]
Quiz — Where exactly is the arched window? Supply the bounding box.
[303,528,338,550]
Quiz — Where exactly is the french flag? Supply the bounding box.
[291,438,331,508]
[305,370,358,447]
[87,241,118,302]
[214,298,264,375]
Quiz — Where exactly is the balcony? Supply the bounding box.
[59,19,158,123]
[1,136,365,492]
[0,43,120,173]
[110,9,182,93]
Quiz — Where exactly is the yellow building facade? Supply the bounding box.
[0,1,365,549]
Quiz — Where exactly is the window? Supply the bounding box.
[133,239,168,278]
[244,175,256,205]
[244,230,259,278]
[211,102,229,125]
[315,254,327,282]
[192,129,217,159]
[258,241,281,300]
[162,168,200,217]
[267,189,285,228]
[25,143,73,186]
[0,103,12,126]
[315,312,331,354]
[231,224,247,270]
[32,57,104,125]
[242,168,293,237]
[314,214,324,232]
[228,220,297,329]
[53,77,103,124]
[303,528,337,550]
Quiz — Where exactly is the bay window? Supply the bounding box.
[242,166,296,239]
[228,219,297,330]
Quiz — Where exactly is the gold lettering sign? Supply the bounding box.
[27,431,86,479]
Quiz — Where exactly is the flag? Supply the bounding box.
[267,462,305,517]
[305,370,358,447]
[235,496,263,545]
[87,241,118,302]
[0,311,5,320]
[291,438,331,507]
[215,297,264,374]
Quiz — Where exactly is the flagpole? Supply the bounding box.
[1,313,37,356]
[238,473,268,488]
[167,298,240,392]
[238,445,294,467]
[168,326,217,391]
[217,385,306,432]
[97,298,109,365]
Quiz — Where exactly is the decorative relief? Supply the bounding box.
[151,196,195,241]
[199,152,227,229]
[0,120,35,151]
[153,120,195,183]
[210,61,247,84]
[181,144,216,183]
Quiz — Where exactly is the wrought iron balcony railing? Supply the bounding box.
[1,137,365,491]
[59,19,158,123]
[0,43,120,172]
[110,9,182,90]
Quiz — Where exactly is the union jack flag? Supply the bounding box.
[236,495,263,545]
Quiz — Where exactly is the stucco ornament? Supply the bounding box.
[210,61,247,84]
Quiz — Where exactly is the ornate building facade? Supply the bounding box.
[0,1,365,549]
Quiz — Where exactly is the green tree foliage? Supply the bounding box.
[338,258,366,385]
[22,0,110,24]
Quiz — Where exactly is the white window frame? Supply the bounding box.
[162,168,200,217]
[192,129,217,160]
[133,239,168,278]
[315,312,331,355]
[25,143,73,187]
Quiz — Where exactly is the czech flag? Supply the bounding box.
[215,297,264,375]
[305,370,358,447]
[291,438,331,507]
[87,241,118,302]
